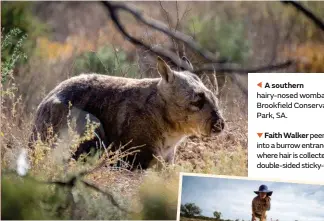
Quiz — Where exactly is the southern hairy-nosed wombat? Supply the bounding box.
[31,57,225,169]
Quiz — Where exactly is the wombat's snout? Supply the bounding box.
[211,111,225,133]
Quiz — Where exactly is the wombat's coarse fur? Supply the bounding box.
[31,57,225,170]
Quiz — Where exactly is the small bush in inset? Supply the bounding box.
[180,202,202,217]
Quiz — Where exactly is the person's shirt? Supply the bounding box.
[252,196,271,216]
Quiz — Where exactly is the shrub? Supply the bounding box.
[1,174,68,220]
[180,202,202,217]
[73,45,139,78]
[1,28,27,84]
[214,211,222,220]
[1,2,48,64]
[186,16,251,63]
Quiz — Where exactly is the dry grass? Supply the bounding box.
[1,63,247,219]
[0,2,256,219]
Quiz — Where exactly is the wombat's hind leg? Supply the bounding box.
[30,100,70,147]
[69,108,107,161]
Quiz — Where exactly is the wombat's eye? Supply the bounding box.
[190,93,205,110]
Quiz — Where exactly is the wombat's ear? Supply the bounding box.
[182,56,193,70]
[157,57,174,83]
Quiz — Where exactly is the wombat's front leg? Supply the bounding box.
[165,147,176,165]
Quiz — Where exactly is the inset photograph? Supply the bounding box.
[178,173,324,221]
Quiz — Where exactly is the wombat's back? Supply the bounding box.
[30,73,160,149]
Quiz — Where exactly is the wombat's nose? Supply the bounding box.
[211,111,225,133]
[212,118,225,133]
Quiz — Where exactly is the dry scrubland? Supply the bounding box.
[1,1,323,219]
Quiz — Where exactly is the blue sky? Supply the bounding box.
[180,175,324,221]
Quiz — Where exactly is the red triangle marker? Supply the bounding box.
[257,133,263,138]
[257,82,262,88]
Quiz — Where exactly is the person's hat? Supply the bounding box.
[254,184,273,196]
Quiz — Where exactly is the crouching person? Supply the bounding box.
[252,184,272,221]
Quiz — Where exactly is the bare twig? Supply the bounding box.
[82,180,133,214]
[159,1,179,58]
[159,1,173,29]
[174,1,180,58]
[175,1,180,31]
[281,1,324,31]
